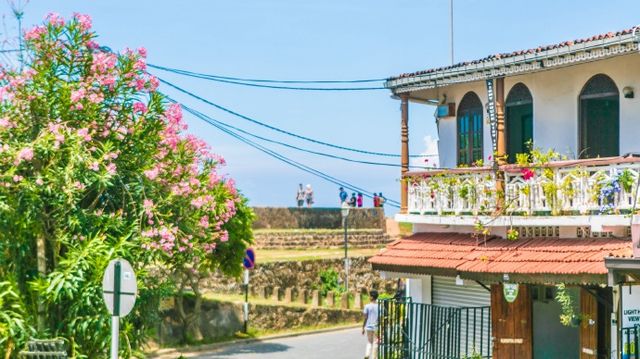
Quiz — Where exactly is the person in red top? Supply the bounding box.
[373,193,379,207]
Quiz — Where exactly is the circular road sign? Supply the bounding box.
[243,248,256,270]
[102,258,137,317]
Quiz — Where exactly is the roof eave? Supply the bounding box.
[371,262,607,285]
[386,32,640,95]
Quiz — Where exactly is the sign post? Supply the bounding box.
[102,259,137,359]
[242,248,256,333]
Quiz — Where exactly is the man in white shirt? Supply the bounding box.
[362,290,379,359]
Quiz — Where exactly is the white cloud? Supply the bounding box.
[412,135,439,168]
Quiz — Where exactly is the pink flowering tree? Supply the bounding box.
[0,13,252,357]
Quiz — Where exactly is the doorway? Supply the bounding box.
[506,83,533,162]
[532,285,579,359]
[579,74,619,159]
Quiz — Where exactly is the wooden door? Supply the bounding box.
[491,284,533,359]
[580,289,598,358]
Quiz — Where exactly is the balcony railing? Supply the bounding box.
[406,155,640,216]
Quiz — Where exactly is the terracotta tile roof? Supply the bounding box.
[369,233,631,279]
[389,27,636,81]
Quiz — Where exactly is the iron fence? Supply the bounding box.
[378,298,492,359]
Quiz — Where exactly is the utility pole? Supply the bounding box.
[450,0,454,65]
[10,0,27,70]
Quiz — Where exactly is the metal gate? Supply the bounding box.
[378,298,492,359]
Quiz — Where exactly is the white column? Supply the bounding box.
[407,276,432,304]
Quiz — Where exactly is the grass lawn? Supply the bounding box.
[257,247,384,263]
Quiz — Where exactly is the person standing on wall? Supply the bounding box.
[296,183,305,208]
[349,193,357,207]
[378,193,386,208]
[339,187,348,204]
[362,290,379,359]
[373,193,379,208]
[356,193,363,208]
[305,184,314,208]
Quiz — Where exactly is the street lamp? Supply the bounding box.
[341,202,350,292]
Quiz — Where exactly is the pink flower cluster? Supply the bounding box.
[521,168,535,181]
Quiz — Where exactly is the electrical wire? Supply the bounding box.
[180,103,431,170]
[149,63,386,84]
[182,104,401,206]
[170,98,401,207]
[156,77,435,159]
[149,64,386,91]
[182,103,401,206]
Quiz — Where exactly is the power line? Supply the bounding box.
[171,99,401,207]
[180,103,401,206]
[149,63,386,84]
[155,77,435,159]
[183,103,431,170]
[149,64,386,91]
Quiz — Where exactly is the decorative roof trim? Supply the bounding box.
[386,29,640,94]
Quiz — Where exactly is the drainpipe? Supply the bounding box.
[495,77,506,211]
[400,94,410,214]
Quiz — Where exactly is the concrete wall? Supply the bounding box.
[431,53,640,168]
[252,207,386,230]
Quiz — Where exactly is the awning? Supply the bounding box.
[369,233,631,284]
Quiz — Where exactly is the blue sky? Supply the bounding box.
[9,0,640,212]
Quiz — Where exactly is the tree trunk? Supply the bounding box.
[186,277,204,342]
[36,233,46,332]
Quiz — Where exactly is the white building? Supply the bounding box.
[371,27,640,359]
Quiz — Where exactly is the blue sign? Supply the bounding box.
[243,248,256,270]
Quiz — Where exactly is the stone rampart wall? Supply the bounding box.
[202,256,396,295]
[252,207,385,230]
[253,229,391,249]
[158,299,361,345]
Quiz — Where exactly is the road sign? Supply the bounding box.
[243,248,256,270]
[102,258,137,359]
[102,258,137,316]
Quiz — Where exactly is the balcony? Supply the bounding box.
[403,155,640,227]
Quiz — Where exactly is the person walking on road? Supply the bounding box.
[296,183,305,208]
[362,290,379,359]
[339,187,348,204]
[305,184,314,208]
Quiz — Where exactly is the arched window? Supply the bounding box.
[506,83,533,163]
[579,74,619,158]
[457,92,483,165]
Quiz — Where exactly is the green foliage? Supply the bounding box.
[0,281,34,357]
[315,268,345,297]
[619,169,635,193]
[555,284,582,327]
[0,14,253,357]
[506,228,519,241]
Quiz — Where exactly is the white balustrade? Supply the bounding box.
[408,159,640,217]
[407,171,496,215]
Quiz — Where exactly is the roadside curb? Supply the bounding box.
[147,323,361,358]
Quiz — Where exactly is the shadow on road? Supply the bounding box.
[205,341,291,357]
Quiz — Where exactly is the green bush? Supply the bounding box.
[316,268,346,296]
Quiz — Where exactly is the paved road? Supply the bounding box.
[191,328,365,359]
